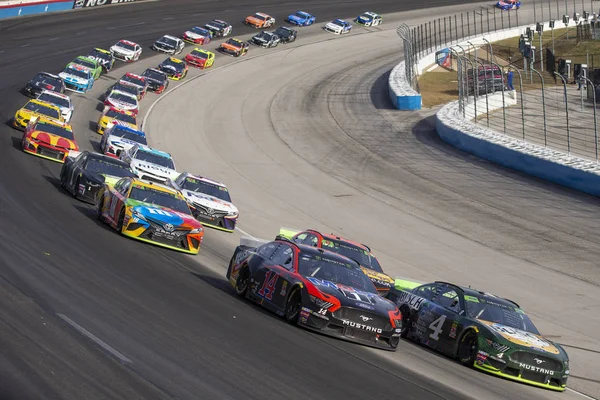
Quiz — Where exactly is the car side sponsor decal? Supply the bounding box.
[74,0,139,8]
[396,291,426,310]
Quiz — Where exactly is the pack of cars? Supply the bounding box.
[12,10,566,391]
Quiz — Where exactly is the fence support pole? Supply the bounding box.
[531,67,548,146]
[554,72,571,153]
[583,76,598,160]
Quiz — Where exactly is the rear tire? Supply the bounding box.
[72,176,80,198]
[234,266,250,297]
[457,330,479,366]
[399,306,411,338]
[96,196,104,220]
[284,287,301,324]
[117,209,125,233]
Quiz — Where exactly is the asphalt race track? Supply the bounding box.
[0,1,599,399]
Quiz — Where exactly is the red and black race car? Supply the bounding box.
[227,237,402,350]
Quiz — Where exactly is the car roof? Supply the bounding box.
[65,64,91,72]
[104,106,134,115]
[364,11,378,16]
[192,48,212,54]
[107,124,145,136]
[109,89,138,99]
[27,99,61,110]
[124,72,144,79]
[295,11,310,15]
[432,281,521,307]
[118,39,137,46]
[162,35,180,41]
[284,241,361,266]
[306,230,371,251]
[137,145,172,159]
[182,172,226,187]
[93,47,111,53]
[39,90,70,100]
[131,178,179,194]
[255,12,269,17]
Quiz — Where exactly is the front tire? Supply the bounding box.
[284,287,301,324]
[116,209,125,233]
[234,265,250,296]
[457,330,479,366]
[97,196,104,220]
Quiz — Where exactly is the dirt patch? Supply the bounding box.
[418,70,459,108]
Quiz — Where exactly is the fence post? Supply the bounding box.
[474,10,477,34]
[583,76,598,160]
[467,12,470,37]
[554,72,571,153]
[491,62,508,134]
[445,17,448,45]
[455,14,459,41]
[438,18,442,45]
[531,67,548,146]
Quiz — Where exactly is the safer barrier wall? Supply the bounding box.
[0,0,74,19]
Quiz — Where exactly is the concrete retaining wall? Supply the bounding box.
[0,0,74,19]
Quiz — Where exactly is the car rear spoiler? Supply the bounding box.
[393,278,423,291]
[278,227,300,240]
[240,235,269,249]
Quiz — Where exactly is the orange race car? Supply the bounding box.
[217,38,249,57]
[21,116,78,163]
[244,12,275,28]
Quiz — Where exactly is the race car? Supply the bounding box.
[387,280,570,391]
[88,48,115,72]
[110,39,142,62]
[227,237,402,350]
[355,11,383,26]
[218,38,249,57]
[59,64,94,93]
[286,11,315,26]
[100,124,147,159]
[182,26,213,45]
[278,228,394,295]
[67,56,102,79]
[142,68,169,94]
[104,82,141,101]
[168,172,238,232]
[204,19,232,37]
[97,106,137,135]
[61,150,136,204]
[36,90,73,123]
[151,35,185,55]
[13,99,63,130]
[118,72,148,98]
[184,48,215,69]
[104,90,139,115]
[120,144,178,184]
[23,72,65,97]
[157,57,188,80]
[273,26,297,43]
[21,116,77,163]
[496,0,521,9]
[97,177,204,255]
[250,31,280,48]
[324,19,353,34]
[245,12,275,29]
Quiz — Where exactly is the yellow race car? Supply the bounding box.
[97,106,138,134]
[184,48,215,69]
[21,116,78,163]
[13,99,63,130]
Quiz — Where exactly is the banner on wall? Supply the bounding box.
[435,48,452,69]
[73,0,139,8]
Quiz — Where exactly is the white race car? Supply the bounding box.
[151,35,185,55]
[36,90,73,122]
[104,90,139,114]
[110,39,142,62]
[354,11,383,26]
[120,144,178,184]
[100,124,147,159]
[324,19,353,34]
[169,172,239,232]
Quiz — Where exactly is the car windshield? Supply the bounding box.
[158,37,177,46]
[161,59,182,70]
[332,19,344,26]
[24,102,60,119]
[110,93,136,105]
[89,49,110,61]
[64,67,89,79]
[35,122,74,140]
[319,239,384,273]
[208,20,225,28]
[190,50,208,59]
[85,158,134,177]
[75,59,96,69]
[38,93,69,108]
[359,13,372,19]
[106,109,136,124]
[129,186,191,214]
[276,27,290,34]
[294,12,307,18]
[110,127,147,144]
[33,74,62,89]
[181,177,231,202]
[117,41,136,51]
[466,295,540,333]
[135,150,175,169]
[143,70,166,80]
[191,27,210,35]
[121,75,144,86]
[298,252,377,293]
[226,39,241,46]
[253,13,266,20]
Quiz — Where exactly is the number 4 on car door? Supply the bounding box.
[429,314,447,340]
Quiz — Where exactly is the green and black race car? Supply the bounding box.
[387,280,569,391]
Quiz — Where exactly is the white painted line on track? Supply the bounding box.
[131,22,145,26]
[567,388,598,400]
[106,26,116,30]
[20,44,30,48]
[235,226,257,239]
[56,313,132,364]
[48,37,59,41]
[163,17,174,20]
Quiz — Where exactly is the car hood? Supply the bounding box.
[155,41,175,49]
[361,268,394,286]
[31,81,59,91]
[305,277,393,312]
[183,190,238,213]
[59,72,89,84]
[479,320,561,355]
[288,15,304,21]
[357,16,372,22]
[131,160,177,178]
[185,31,208,39]
[30,130,77,150]
[126,202,201,229]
